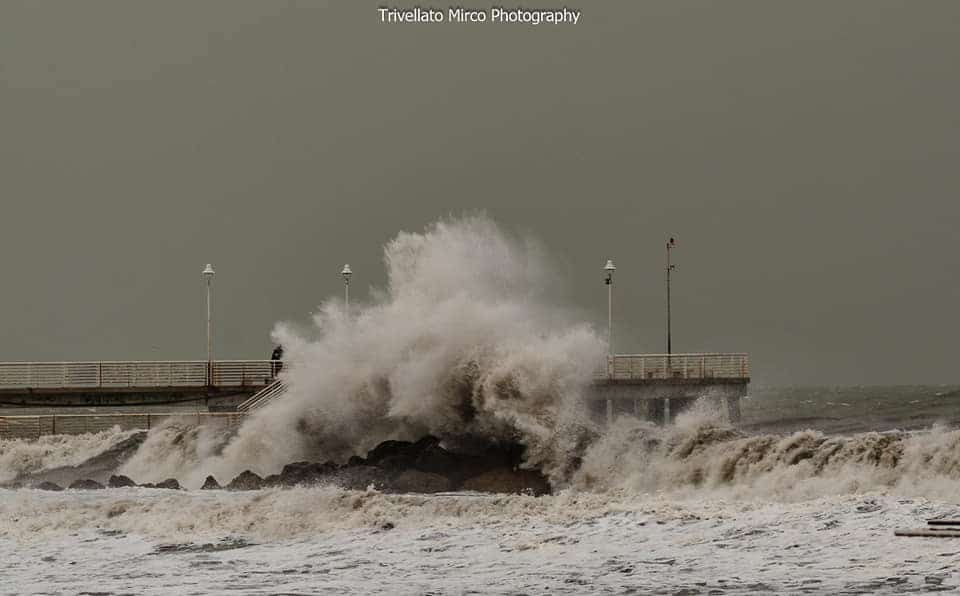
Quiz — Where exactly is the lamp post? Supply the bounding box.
[603,259,616,425]
[603,259,616,360]
[202,263,215,385]
[341,264,352,310]
[666,237,676,356]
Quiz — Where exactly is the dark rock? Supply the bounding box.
[68,479,105,490]
[365,440,418,466]
[367,437,446,472]
[33,481,64,491]
[227,470,264,491]
[346,455,366,467]
[15,432,148,489]
[278,461,338,486]
[330,465,389,491]
[139,478,180,490]
[108,475,136,488]
[440,442,526,484]
[201,475,222,490]
[365,437,440,464]
[374,454,416,471]
[412,435,441,452]
[413,443,460,477]
[389,470,452,494]
[262,474,282,487]
[461,467,551,496]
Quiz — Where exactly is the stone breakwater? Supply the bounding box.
[14,435,552,496]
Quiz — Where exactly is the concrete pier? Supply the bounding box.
[588,354,749,425]
[0,354,749,437]
[0,360,275,407]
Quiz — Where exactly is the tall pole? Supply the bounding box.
[603,259,616,423]
[207,278,212,362]
[202,264,215,385]
[665,239,676,424]
[341,264,353,312]
[603,259,616,359]
[607,281,612,355]
[666,237,676,355]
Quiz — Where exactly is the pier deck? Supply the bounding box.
[0,353,749,436]
[0,360,276,407]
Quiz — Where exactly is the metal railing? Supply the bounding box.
[0,360,277,391]
[237,380,287,412]
[599,353,749,381]
[0,412,246,440]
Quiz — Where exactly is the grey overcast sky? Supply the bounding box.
[1,1,958,386]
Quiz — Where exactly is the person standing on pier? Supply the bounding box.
[271,345,284,377]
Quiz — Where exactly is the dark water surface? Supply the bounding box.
[3,386,960,436]
[742,385,960,435]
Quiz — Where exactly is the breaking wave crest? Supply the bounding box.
[9,216,960,504]
[0,426,142,484]
[574,406,960,501]
[123,216,606,487]
[8,408,960,502]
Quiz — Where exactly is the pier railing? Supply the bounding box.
[600,353,749,381]
[0,360,276,391]
[0,412,246,440]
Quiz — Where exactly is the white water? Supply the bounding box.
[122,216,605,488]
[8,408,960,592]
[2,487,959,594]
[0,426,140,484]
[5,217,960,593]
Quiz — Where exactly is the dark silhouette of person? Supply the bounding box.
[271,345,284,377]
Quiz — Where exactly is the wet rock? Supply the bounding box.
[389,470,452,494]
[108,475,136,488]
[330,465,389,491]
[278,461,338,486]
[201,475,222,490]
[447,443,526,483]
[33,481,64,491]
[139,478,180,490]
[15,432,148,489]
[366,440,418,470]
[461,467,551,496]
[346,455,366,467]
[154,538,254,554]
[413,443,460,477]
[68,479,105,490]
[227,470,264,491]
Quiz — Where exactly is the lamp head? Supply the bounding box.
[604,259,615,284]
[202,263,215,277]
[341,264,353,281]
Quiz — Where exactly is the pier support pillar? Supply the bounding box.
[725,394,741,424]
[647,398,665,425]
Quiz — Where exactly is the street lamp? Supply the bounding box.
[341,264,352,310]
[202,263,215,385]
[665,237,676,356]
[603,259,616,358]
[603,259,616,425]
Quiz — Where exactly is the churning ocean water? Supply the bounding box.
[3,385,960,595]
[2,220,959,595]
